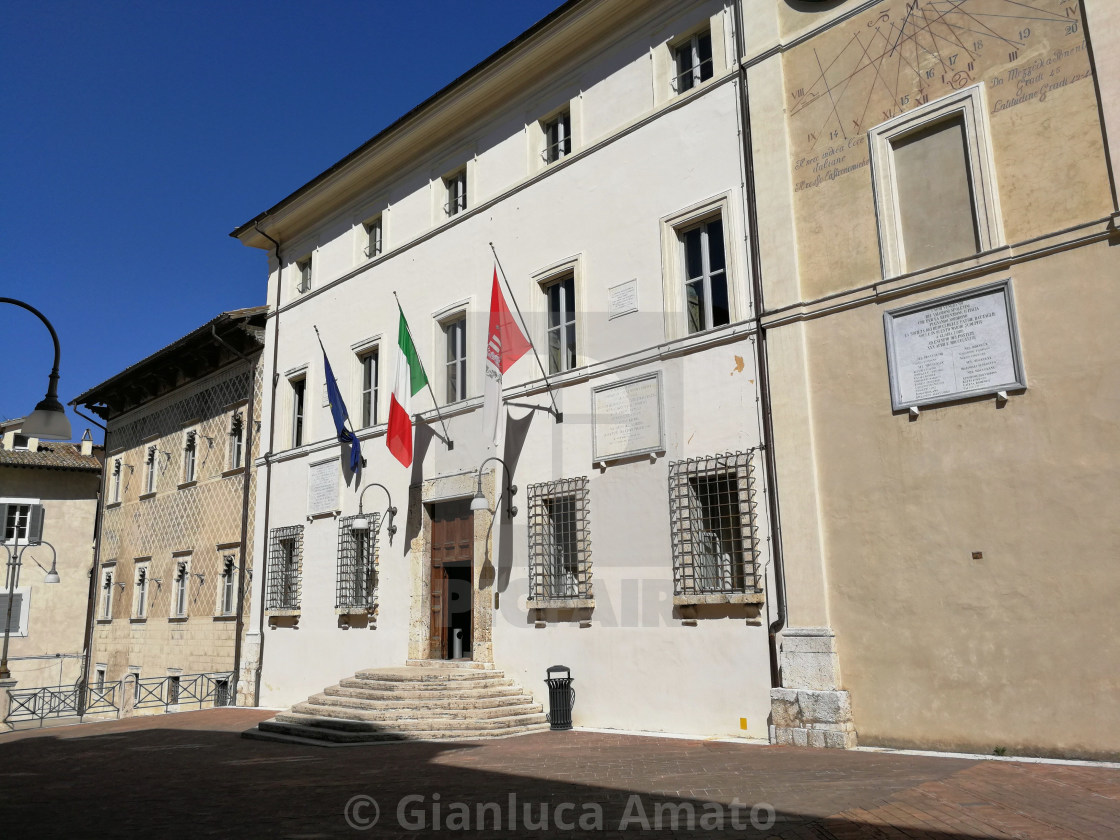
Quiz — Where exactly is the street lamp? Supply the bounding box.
[1,297,72,440]
[1,527,58,680]
[351,482,398,545]
[470,456,517,518]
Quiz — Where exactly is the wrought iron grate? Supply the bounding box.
[667,450,760,597]
[527,477,592,602]
[266,525,303,611]
[336,514,379,611]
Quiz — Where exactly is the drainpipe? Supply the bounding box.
[208,324,260,706]
[78,433,106,710]
[253,221,283,706]
[732,0,788,689]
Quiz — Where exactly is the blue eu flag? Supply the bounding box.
[323,351,363,473]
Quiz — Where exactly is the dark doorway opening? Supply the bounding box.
[446,564,472,660]
[429,500,474,660]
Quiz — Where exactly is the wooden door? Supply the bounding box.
[429,500,473,659]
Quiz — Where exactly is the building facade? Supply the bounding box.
[0,419,102,694]
[234,0,782,740]
[233,0,1119,757]
[71,307,266,710]
[746,0,1120,758]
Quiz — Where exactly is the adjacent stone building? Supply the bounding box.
[71,307,266,710]
[0,419,102,693]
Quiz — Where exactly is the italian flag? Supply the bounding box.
[387,306,428,467]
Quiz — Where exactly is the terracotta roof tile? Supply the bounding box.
[0,440,104,472]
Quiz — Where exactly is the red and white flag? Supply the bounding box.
[483,267,532,445]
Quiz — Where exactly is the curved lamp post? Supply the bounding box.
[470,456,517,519]
[1,536,59,680]
[350,482,398,545]
[1,297,72,440]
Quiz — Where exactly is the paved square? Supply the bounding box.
[2,709,1117,838]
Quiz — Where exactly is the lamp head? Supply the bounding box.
[351,516,370,532]
[470,489,488,512]
[24,397,72,441]
[44,559,60,584]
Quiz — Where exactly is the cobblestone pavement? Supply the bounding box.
[2,709,1118,838]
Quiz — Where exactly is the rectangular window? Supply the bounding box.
[111,459,122,503]
[544,111,571,163]
[527,477,591,603]
[359,348,379,427]
[267,525,303,611]
[173,561,188,617]
[364,215,383,258]
[674,30,713,93]
[95,667,106,691]
[3,503,31,542]
[101,570,114,619]
[336,514,378,611]
[296,255,312,293]
[869,84,1002,278]
[682,216,729,334]
[168,675,180,705]
[145,446,158,494]
[291,377,306,448]
[229,413,244,469]
[445,169,467,217]
[135,566,149,619]
[220,554,237,615]
[444,315,467,403]
[545,274,577,373]
[668,451,761,600]
[183,431,197,483]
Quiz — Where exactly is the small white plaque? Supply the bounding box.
[607,279,638,320]
[307,459,339,514]
[884,281,1025,410]
[591,372,664,462]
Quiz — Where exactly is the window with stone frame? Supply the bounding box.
[144,445,158,494]
[336,514,379,612]
[667,451,761,601]
[266,525,303,611]
[673,28,713,94]
[527,477,592,604]
[101,569,114,619]
[229,412,244,469]
[134,564,151,619]
[182,431,197,483]
[172,560,189,617]
[219,554,237,616]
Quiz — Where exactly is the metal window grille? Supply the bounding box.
[266,525,303,611]
[668,451,760,597]
[527,477,592,602]
[673,30,714,93]
[335,514,379,611]
[168,676,180,704]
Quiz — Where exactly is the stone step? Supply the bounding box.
[275,710,549,734]
[314,690,541,713]
[250,717,550,745]
[352,667,507,683]
[338,678,518,696]
[404,659,494,670]
[295,698,544,722]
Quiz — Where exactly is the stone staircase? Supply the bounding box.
[245,660,550,745]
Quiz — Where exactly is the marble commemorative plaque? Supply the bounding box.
[307,458,340,514]
[591,371,665,462]
[883,280,1025,410]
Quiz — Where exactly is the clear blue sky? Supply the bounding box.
[1,0,564,442]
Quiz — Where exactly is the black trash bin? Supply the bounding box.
[545,665,574,731]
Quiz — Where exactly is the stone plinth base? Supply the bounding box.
[770,687,857,749]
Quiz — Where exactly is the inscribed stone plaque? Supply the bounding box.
[607,279,638,320]
[591,372,664,462]
[307,459,339,514]
[884,281,1025,410]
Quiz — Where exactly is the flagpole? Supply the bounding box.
[314,325,366,468]
[489,242,563,423]
[391,292,454,451]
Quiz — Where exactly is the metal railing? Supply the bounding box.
[5,681,120,727]
[134,672,234,711]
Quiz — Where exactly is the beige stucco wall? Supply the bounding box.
[797,241,1120,758]
[0,463,99,690]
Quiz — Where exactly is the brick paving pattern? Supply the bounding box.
[2,709,1118,838]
